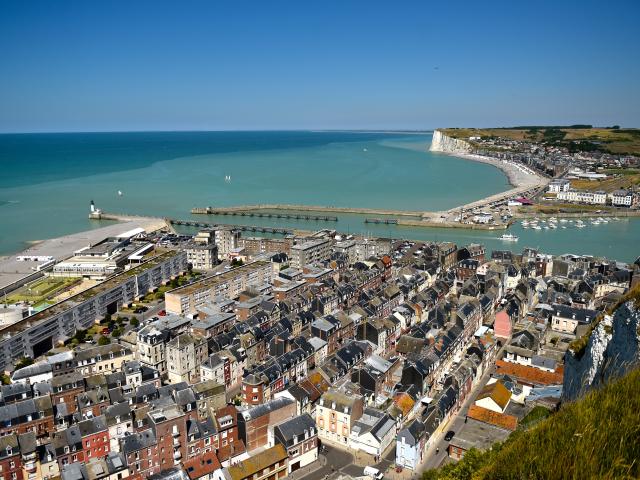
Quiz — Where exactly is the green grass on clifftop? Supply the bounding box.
[439,127,640,156]
[423,367,640,480]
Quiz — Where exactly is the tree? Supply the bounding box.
[0,374,10,385]
[74,329,87,342]
[98,336,111,346]
[130,318,139,327]
[112,328,123,338]
[15,357,34,369]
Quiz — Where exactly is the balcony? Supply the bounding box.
[173,450,182,460]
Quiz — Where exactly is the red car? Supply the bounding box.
[101,328,110,335]
[158,310,167,316]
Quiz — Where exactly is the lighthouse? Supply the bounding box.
[89,200,102,219]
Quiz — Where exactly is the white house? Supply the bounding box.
[349,408,396,456]
[610,189,633,207]
[474,381,511,413]
[547,179,571,193]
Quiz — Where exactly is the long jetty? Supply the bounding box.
[168,219,292,235]
[191,204,424,218]
[89,212,293,235]
[195,209,338,222]
[365,218,398,225]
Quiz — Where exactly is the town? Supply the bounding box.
[0,215,638,480]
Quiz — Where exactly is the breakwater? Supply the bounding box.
[191,205,425,218]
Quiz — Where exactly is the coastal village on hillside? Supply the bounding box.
[0,128,637,480]
[1,164,639,480]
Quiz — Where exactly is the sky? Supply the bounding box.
[1,0,639,132]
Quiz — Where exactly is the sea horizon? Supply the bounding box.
[1,130,638,261]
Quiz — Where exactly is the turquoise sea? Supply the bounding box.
[0,131,638,261]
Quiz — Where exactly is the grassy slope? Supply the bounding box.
[423,367,640,480]
[440,127,640,156]
[570,174,640,193]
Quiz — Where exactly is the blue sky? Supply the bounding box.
[1,0,639,132]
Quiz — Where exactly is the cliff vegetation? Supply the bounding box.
[439,127,640,156]
[422,367,640,480]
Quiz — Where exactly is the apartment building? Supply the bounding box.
[165,333,208,384]
[185,241,219,270]
[289,239,332,269]
[165,261,273,315]
[0,251,186,370]
[557,189,607,205]
[316,389,364,446]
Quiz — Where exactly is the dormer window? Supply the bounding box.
[6,446,12,455]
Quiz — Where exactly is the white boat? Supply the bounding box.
[560,219,568,223]
[533,225,542,230]
[500,234,519,242]
[549,224,557,229]
[577,223,586,228]
[117,190,123,196]
[561,226,567,229]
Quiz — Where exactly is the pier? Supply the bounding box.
[365,218,398,225]
[195,209,338,222]
[88,212,293,235]
[168,218,292,235]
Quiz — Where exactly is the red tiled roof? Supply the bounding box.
[495,360,563,386]
[467,405,517,431]
[183,450,222,480]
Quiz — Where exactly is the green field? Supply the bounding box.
[5,277,81,306]
[440,126,640,156]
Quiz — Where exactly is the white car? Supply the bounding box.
[364,466,383,480]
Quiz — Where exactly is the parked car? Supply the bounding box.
[364,467,383,480]
[101,328,110,335]
[158,310,167,316]
[444,430,455,441]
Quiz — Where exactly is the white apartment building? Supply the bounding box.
[289,239,332,269]
[610,189,633,207]
[547,179,571,193]
[557,189,607,205]
[165,333,208,384]
[214,229,241,258]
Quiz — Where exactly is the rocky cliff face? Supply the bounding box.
[430,129,473,154]
[563,301,640,401]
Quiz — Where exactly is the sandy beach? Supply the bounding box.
[434,152,548,214]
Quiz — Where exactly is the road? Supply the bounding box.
[289,444,354,480]
[420,354,501,472]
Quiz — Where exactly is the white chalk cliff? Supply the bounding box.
[563,300,640,401]
[430,129,473,154]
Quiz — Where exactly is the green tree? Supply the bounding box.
[0,373,10,385]
[130,318,139,327]
[98,336,111,346]
[15,357,34,369]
